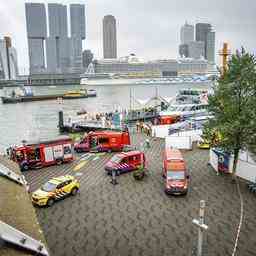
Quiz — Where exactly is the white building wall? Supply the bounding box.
[209,149,256,182]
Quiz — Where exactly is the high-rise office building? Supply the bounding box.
[83,50,94,69]
[206,31,215,64]
[180,22,194,44]
[0,37,19,79]
[179,22,194,58]
[25,3,85,74]
[179,44,189,58]
[46,3,68,73]
[187,41,205,59]
[195,23,211,59]
[103,15,117,59]
[25,3,47,74]
[70,4,86,39]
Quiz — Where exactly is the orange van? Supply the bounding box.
[162,148,189,195]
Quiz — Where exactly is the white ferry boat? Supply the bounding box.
[159,103,209,119]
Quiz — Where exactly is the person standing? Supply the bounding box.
[110,169,118,185]
[136,121,140,132]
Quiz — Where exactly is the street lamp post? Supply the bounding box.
[192,200,208,256]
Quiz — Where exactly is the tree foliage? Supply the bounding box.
[206,47,256,174]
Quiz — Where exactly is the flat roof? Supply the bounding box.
[117,150,142,157]
[167,161,186,171]
[165,148,184,161]
[0,155,49,256]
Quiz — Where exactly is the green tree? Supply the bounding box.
[207,48,256,179]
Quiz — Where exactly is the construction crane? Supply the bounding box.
[218,42,231,75]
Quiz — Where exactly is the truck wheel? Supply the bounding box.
[21,164,29,172]
[56,159,62,165]
[71,187,78,196]
[47,198,54,207]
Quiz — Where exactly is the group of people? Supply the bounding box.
[136,121,152,136]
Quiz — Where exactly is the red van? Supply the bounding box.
[74,130,130,153]
[163,148,189,195]
[105,151,145,175]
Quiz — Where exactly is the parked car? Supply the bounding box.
[31,175,80,207]
[105,151,145,175]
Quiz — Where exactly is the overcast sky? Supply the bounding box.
[0,0,255,74]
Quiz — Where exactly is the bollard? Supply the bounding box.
[192,200,208,256]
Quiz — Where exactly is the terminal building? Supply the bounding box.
[90,55,208,77]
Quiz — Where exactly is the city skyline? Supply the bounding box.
[26,2,85,74]
[0,0,256,74]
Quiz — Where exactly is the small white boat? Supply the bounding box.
[87,89,97,97]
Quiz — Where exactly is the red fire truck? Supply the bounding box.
[10,136,74,171]
[74,130,131,153]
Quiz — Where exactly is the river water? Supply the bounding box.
[0,82,212,152]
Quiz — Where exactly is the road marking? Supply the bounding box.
[97,152,106,156]
[80,153,93,160]
[73,161,88,171]
[92,156,100,161]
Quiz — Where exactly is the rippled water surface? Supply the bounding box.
[0,82,212,151]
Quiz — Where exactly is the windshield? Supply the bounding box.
[42,182,57,192]
[167,171,185,180]
[110,155,122,164]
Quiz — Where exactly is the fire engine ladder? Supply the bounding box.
[0,221,49,256]
[0,163,27,186]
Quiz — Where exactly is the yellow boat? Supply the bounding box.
[64,89,87,97]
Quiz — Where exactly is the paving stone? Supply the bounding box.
[22,132,256,256]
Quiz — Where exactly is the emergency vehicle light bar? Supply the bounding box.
[0,221,49,256]
[0,163,26,186]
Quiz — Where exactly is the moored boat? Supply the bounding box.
[1,88,96,104]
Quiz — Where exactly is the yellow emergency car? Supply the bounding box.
[32,175,80,207]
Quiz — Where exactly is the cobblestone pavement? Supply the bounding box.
[23,132,256,256]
